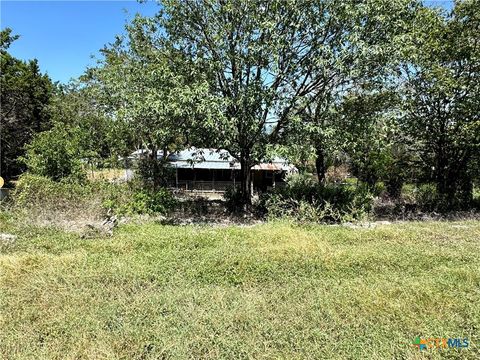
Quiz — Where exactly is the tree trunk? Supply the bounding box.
[435,151,456,207]
[240,153,252,206]
[458,176,473,207]
[315,146,326,184]
[149,145,159,191]
[455,154,473,208]
[385,176,403,199]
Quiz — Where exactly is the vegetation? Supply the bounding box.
[1,2,479,357]
[258,173,374,222]
[0,28,54,183]
[88,17,211,188]
[401,1,480,208]
[21,123,87,182]
[2,1,479,213]
[1,220,479,359]
[7,174,177,233]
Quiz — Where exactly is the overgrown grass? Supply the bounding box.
[1,219,479,359]
[5,174,177,233]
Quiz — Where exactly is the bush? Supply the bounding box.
[11,174,178,228]
[281,173,318,201]
[414,183,439,211]
[136,158,174,189]
[95,177,177,216]
[22,124,86,182]
[107,188,177,216]
[13,174,93,209]
[401,183,456,212]
[10,174,104,229]
[260,174,374,223]
[224,186,243,213]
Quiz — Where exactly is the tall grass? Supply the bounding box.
[1,219,479,359]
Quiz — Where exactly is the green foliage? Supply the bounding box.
[0,28,19,50]
[0,28,54,183]
[280,173,318,201]
[160,0,417,202]
[136,158,174,190]
[272,144,316,174]
[12,174,177,227]
[401,1,480,205]
[338,92,412,194]
[400,183,476,212]
[223,186,243,213]
[283,0,417,183]
[9,174,104,230]
[414,184,440,212]
[106,187,177,216]
[49,84,118,166]
[20,82,121,183]
[260,173,374,223]
[3,1,479,215]
[12,173,91,209]
[22,124,86,182]
[90,15,209,165]
[2,220,479,359]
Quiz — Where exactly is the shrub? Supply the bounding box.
[136,158,174,189]
[400,183,460,212]
[261,193,297,219]
[400,183,417,204]
[97,177,177,216]
[13,174,93,210]
[22,124,86,182]
[11,174,178,229]
[224,186,244,213]
[112,188,177,215]
[281,173,318,201]
[260,175,374,223]
[10,174,104,229]
[414,183,439,211]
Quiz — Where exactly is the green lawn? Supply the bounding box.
[1,219,479,359]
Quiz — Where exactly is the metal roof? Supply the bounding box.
[131,148,294,171]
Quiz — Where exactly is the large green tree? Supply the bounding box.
[51,84,119,167]
[338,90,414,197]
[401,0,480,207]
[159,0,421,203]
[90,16,211,187]
[161,0,358,203]
[284,0,418,184]
[0,28,54,183]
[21,83,120,182]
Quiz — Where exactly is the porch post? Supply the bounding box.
[193,169,196,191]
[251,170,254,195]
[175,166,178,189]
[212,169,215,192]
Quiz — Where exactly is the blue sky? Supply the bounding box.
[1,0,454,84]
[1,1,160,83]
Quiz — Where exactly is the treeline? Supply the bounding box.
[0,29,54,181]
[1,0,479,211]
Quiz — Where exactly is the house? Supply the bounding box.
[131,147,296,192]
